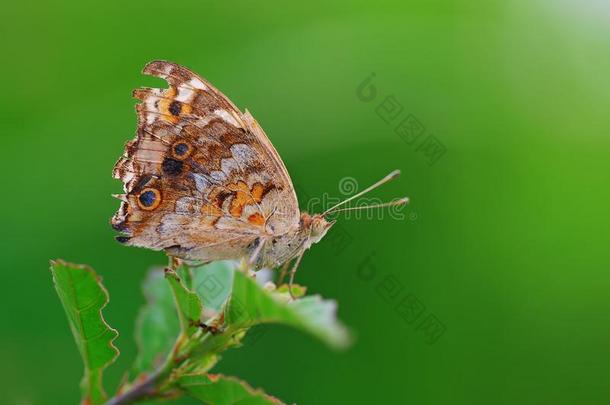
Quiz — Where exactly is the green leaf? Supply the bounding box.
[50,260,119,405]
[226,268,351,349]
[132,268,180,376]
[178,373,283,405]
[165,268,204,336]
[191,261,235,312]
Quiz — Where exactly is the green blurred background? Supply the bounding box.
[2,1,610,404]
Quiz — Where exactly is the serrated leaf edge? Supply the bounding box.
[50,259,120,403]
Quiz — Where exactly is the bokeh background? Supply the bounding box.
[2,1,610,404]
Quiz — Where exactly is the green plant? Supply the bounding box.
[50,259,350,405]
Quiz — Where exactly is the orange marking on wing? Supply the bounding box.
[156,88,192,123]
[182,103,193,114]
[251,182,265,202]
[226,181,274,218]
[228,181,251,217]
[156,88,177,123]
[248,212,265,226]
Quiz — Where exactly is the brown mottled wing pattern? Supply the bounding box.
[112,60,299,262]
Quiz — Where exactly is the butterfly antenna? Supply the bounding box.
[323,169,402,215]
[326,197,409,214]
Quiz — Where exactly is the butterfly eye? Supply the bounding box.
[137,188,161,210]
[172,142,192,159]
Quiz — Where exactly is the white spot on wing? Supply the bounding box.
[146,112,155,125]
[188,78,207,90]
[230,144,256,165]
[124,171,134,184]
[214,109,240,127]
[215,145,255,180]
[211,171,227,183]
[220,157,238,175]
[161,64,172,75]
[176,87,195,102]
[192,173,211,193]
[145,97,156,113]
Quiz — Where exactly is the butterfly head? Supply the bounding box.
[300,212,336,245]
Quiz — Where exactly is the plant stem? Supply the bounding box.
[103,338,180,405]
[103,371,160,405]
[103,331,216,405]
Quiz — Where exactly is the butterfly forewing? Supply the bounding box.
[112,61,300,261]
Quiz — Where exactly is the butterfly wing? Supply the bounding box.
[111,60,300,261]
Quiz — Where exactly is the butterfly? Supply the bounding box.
[112,61,407,290]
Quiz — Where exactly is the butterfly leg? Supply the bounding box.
[168,256,183,271]
[288,253,304,300]
[247,237,266,269]
[277,260,291,285]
